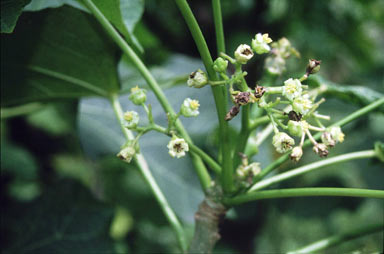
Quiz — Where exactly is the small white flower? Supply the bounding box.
[234,44,254,64]
[124,111,139,128]
[292,95,313,115]
[187,69,208,88]
[251,33,272,54]
[329,126,345,143]
[265,56,286,75]
[321,132,335,147]
[167,137,189,158]
[283,78,302,101]
[272,132,295,153]
[290,146,303,162]
[180,98,200,117]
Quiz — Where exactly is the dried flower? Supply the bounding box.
[187,69,208,88]
[313,143,329,157]
[167,136,189,158]
[254,85,266,99]
[290,146,303,162]
[234,44,254,64]
[321,132,336,147]
[234,92,250,105]
[225,105,240,121]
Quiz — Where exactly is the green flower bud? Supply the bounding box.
[187,69,208,88]
[287,120,304,137]
[306,59,321,75]
[129,86,147,105]
[124,111,139,128]
[213,57,228,73]
[180,98,200,117]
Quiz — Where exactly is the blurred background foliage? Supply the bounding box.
[1,0,383,253]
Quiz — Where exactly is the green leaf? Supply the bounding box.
[308,76,384,112]
[0,0,31,33]
[2,180,115,253]
[23,0,86,11]
[1,6,120,106]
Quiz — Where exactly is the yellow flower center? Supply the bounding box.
[190,100,200,110]
[131,85,140,93]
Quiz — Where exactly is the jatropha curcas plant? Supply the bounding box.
[78,0,384,253]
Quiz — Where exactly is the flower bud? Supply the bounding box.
[187,69,208,88]
[290,146,303,162]
[129,86,147,105]
[213,57,228,73]
[287,120,304,137]
[234,92,250,106]
[180,98,200,117]
[117,146,136,163]
[251,33,272,54]
[273,132,295,153]
[283,78,302,101]
[313,143,328,157]
[234,44,254,64]
[306,59,321,75]
[292,95,313,115]
[225,105,240,121]
[167,136,189,158]
[321,132,335,147]
[124,111,139,128]
[329,126,345,143]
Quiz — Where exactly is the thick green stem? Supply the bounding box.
[249,150,375,192]
[188,143,222,175]
[255,98,384,181]
[83,0,211,191]
[288,223,384,254]
[212,0,225,54]
[224,187,384,206]
[110,95,188,252]
[175,0,233,193]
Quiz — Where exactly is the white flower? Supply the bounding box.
[167,137,189,158]
[187,69,208,88]
[251,33,272,54]
[124,111,139,128]
[292,95,313,115]
[265,56,286,75]
[329,126,345,143]
[272,132,295,153]
[290,146,303,162]
[180,98,200,117]
[234,44,254,64]
[283,78,302,100]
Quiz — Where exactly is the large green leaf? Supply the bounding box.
[0,0,31,33]
[308,76,384,112]
[1,6,120,106]
[24,0,144,52]
[2,180,115,253]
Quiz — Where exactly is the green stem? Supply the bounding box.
[175,0,234,193]
[83,0,211,191]
[255,98,384,181]
[212,0,225,54]
[287,223,384,254]
[1,102,44,119]
[188,143,222,175]
[110,95,188,252]
[224,187,384,206]
[249,150,375,192]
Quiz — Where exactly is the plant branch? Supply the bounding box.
[175,0,234,193]
[287,223,384,254]
[188,143,222,175]
[249,150,375,192]
[224,187,384,206]
[82,0,211,191]
[110,95,188,252]
[254,98,384,181]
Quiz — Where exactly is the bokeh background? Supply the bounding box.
[1,0,383,253]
